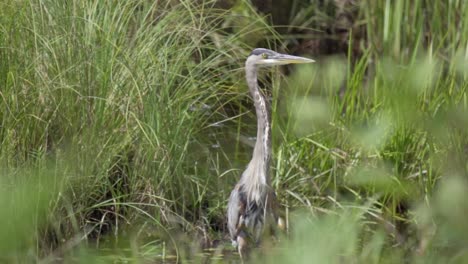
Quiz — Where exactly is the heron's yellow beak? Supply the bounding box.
[257,54,315,66]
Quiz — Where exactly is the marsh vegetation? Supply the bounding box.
[1,0,468,262]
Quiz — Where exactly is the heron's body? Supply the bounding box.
[227,48,314,258]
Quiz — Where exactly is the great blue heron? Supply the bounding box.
[227,48,314,258]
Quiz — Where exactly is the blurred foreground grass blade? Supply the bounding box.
[261,207,386,264]
[1,0,468,262]
[0,167,60,258]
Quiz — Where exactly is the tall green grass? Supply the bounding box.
[1,0,468,262]
[0,0,273,261]
[267,0,468,262]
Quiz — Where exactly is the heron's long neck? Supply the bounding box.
[244,65,271,187]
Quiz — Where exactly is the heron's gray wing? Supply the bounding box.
[227,184,246,241]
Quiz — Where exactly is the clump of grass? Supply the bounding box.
[0,0,276,260]
[265,1,468,262]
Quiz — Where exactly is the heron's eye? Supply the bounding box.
[261,53,268,59]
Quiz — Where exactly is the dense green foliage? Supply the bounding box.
[1,0,468,262]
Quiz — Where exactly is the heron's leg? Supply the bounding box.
[268,192,286,240]
[252,220,264,247]
[277,216,286,231]
[237,230,249,261]
[272,201,285,231]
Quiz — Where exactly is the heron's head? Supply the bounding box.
[246,48,315,67]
